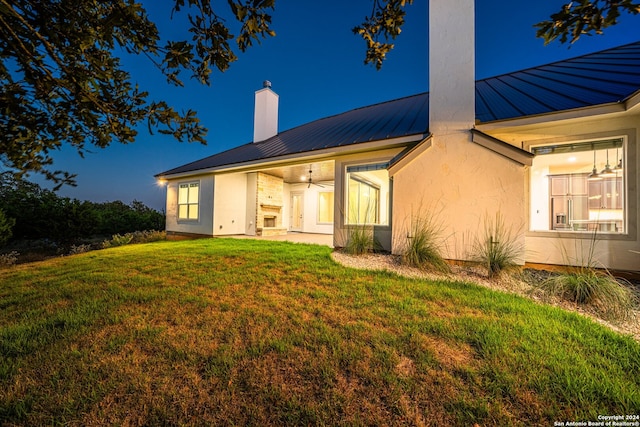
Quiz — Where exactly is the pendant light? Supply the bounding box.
[588,150,602,181]
[600,149,616,177]
[613,147,623,172]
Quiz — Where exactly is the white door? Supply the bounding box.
[290,192,303,232]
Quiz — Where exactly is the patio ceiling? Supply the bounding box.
[262,160,335,184]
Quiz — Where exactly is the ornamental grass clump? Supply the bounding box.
[343,201,381,255]
[401,210,450,273]
[540,267,636,321]
[471,212,523,278]
[537,233,637,321]
[344,225,380,255]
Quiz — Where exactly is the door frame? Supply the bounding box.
[290,191,304,232]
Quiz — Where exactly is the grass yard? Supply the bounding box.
[1,238,639,426]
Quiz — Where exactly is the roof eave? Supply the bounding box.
[155,133,427,180]
[476,97,638,132]
[388,134,433,177]
[470,129,534,166]
[624,89,640,112]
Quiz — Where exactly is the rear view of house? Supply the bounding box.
[156,1,640,274]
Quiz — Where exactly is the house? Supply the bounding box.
[156,1,640,274]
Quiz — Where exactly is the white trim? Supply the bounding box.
[388,135,433,177]
[156,134,426,180]
[470,129,534,166]
[625,90,640,112]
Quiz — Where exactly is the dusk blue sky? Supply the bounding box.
[35,1,640,211]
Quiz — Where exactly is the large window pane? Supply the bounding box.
[346,164,389,225]
[530,139,625,233]
[189,205,198,220]
[189,183,199,203]
[178,204,188,219]
[178,181,199,220]
[318,191,334,223]
[178,184,188,204]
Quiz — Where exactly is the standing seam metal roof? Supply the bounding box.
[158,91,430,176]
[159,41,640,177]
[475,41,640,123]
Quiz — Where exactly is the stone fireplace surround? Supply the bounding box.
[256,172,287,236]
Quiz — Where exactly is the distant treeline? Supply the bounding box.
[0,173,164,246]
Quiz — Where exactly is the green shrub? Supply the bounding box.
[401,210,450,273]
[0,250,19,267]
[102,233,134,248]
[130,230,166,243]
[0,174,165,244]
[0,209,16,247]
[68,244,93,255]
[102,230,166,248]
[471,212,523,278]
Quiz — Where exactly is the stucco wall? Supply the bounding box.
[485,113,639,272]
[246,173,257,235]
[213,173,247,236]
[391,133,527,263]
[165,175,215,236]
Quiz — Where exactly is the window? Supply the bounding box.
[317,191,334,223]
[530,138,625,234]
[345,163,389,225]
[178,182,199,220]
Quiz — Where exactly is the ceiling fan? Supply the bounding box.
[306,166,324,188]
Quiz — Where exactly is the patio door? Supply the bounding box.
[290,192,303,232]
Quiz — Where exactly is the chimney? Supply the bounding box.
[429,0,475,135]
[253,80,279,142]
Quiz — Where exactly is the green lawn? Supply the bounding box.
[1,239,639,425]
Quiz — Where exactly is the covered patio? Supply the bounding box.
[252,159,335,237]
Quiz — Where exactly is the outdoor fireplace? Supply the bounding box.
[255,172,287,236]
[263,216,276,228]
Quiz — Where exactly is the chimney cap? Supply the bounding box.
[263,80,272,89]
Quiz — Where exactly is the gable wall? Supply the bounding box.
[391,132,527,263]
